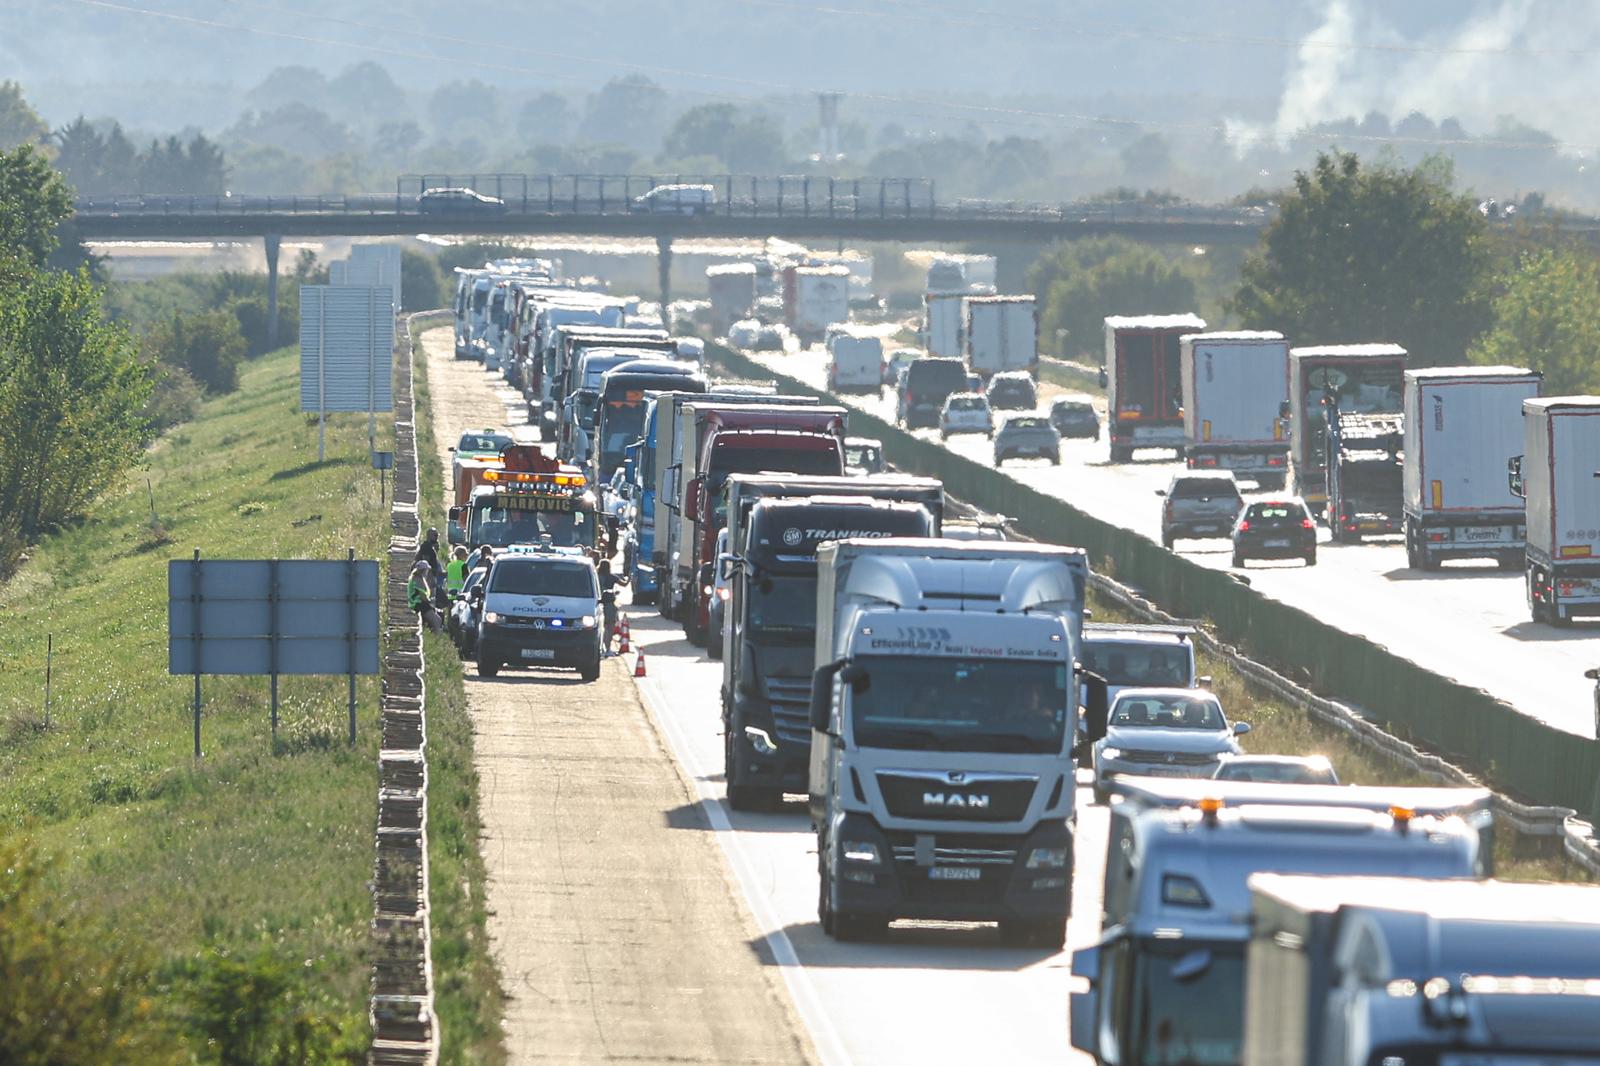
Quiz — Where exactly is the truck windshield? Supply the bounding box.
[1081,642,1191,688]
[850,656,1068,754]
[746,575,817,640]
[1127,939,1245,1066]
[471,502,592,549]
[599,398,649,477]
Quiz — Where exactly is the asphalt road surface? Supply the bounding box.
[749,346,1600,741]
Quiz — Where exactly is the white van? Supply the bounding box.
[825,330,884,393]
[632,184,716,216]
[473,550,603,681]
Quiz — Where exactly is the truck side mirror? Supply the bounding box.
[809,658,849,733]
[717,553,740,582]
[1096,367,1108,389]
[1068,947,1101,1056]
[1507,455,1525,499]
[1278,400,1292,419]
[1154,488,1166,497]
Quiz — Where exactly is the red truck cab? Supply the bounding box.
[684,407,847,642]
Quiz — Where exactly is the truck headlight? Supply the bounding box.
[484,611,502,624]
[841,841,880,865]
[743,726,777,756]
[1099,747,1122,762]
[1027,847,1069,870]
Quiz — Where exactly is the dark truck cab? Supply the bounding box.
[721,493,937,810]
[683,407,848,644]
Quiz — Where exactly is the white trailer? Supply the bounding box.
[924,292,964,358]
[1402,367,1541,570]
[825,330,883,393]
[1517,396,1600,625]
[706,262,756,336]
[964,295,1037,379]
[784,265,850,344]
[1180,331,1291,489]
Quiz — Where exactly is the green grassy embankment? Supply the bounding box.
[0,344,392,1048]
[407,318,508,1065]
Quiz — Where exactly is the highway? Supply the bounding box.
[745,347,1600,743]
[419,326,1107,1064]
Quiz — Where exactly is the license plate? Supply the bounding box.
[1462,527,1511,542]
[1192,525,1216,533]
[928,867,981,881]
[520,648,555,660]
[1264,538,1290,547]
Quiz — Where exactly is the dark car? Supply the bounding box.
[897,357,968,430]
[418,187,507,215]
[994,415,1060,465]
[985,371,1038,411]
[1231,497,1317,567]
[1158,472,1243,549]
[1049,396,1101,440]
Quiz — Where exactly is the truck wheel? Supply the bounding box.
[634,585,658,606]
[477,658,500,678]
[1161,531,1175,550]
[1497,551,1524,572]
[1108,446,1128,463]
[1000,917,1067,950]
[817,853,834,935]
[707,629,723,660]
[685,614,706,647]
[832,912,885,943]
[1304,549,1317,567]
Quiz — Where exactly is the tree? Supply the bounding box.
[0,81,47,149]
[517,93,572,145]
[143,308,246,393]
[326,62,404,127]
[580,76,666,151]
[661,104,785,172]
[1029,237,1199,358]
[427,80,497,136]
[0,145,74,268]
[1229,152,1493,366]
[401,249,445,311]
[1470,248,1600,393]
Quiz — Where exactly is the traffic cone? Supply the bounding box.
[634,649,647,678]
[618,616,631,654]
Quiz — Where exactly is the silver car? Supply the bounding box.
[993,414,1060,465]
[1092,687,1249,803]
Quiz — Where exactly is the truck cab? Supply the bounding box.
[809,538,1089,947]
[1070,798,1485,1066]
[447,446,598,556]
[1244,874,1600,1066]
[721,491,938,810]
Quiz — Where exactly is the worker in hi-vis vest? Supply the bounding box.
[445,545,469,599]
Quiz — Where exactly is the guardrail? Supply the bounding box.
[369,311,444,1066]
[707,339,1600,867]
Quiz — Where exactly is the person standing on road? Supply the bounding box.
[417,527,447,606]
[445,546,469,599]
[408,562,443,633]
[598,559,628,655]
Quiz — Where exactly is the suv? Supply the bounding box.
[994,414,1060,465]
[1049,396,1100,441]
[1232,497,1317,567]
[897,357,967,429]
[985,371,1038,411]
[1157,472,1243,549]
[939,392,994,439]
[474,552,603,681]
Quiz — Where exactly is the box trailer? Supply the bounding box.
[923,292,964,358]
[1515,396,1600,625]
[1181,331,1291,488]
[964,295,1037,379]
[706,262,756,336]
[783,265,850,344]
[1105,314,1207,462]
[1402,366,1540,570]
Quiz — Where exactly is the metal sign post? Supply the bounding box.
[372,451,394,506]
[190,547,203,758]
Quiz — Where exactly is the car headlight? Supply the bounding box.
[1026,846,1069,870]
[1099,746,1122,762]
[580,614,596,628]
[484,611,502,624]
[841,840,880,865]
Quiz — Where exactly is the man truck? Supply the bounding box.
[1510,396,1600,625]
[1180,332,1290,488]
[1105,314,1207,462]
[808,538,1090,947]
[1402,366,1540,570]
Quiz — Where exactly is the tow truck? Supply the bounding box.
[447,445,600,557]
[1324,400,1404,542]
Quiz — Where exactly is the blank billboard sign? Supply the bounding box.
[300,285,395,414]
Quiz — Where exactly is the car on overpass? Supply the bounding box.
[631,184,717,216]
[418,187,507,215]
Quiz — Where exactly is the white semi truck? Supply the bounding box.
[1512,396,1600,625]
[964,295,1038,379]
[807,538,1090,947]
[783,265,850,344]
[923,292,964,358]
[1180,331,1291,489]
[1399,366,1541,571]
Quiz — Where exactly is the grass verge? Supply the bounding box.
[0,344,393,1054]
[409,316,508,1065]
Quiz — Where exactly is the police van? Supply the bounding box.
[474,548,603,681]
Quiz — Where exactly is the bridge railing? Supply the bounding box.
[71,176,1279,228]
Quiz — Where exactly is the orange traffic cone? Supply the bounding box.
[618,616,631,654]
[634,649,647,677]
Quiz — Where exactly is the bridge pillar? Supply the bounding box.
[656,235,673,311]
[264,233,283,350]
